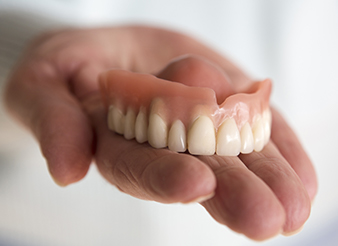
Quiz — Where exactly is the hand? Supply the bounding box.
[4,26,317,240]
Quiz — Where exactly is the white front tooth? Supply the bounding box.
[263,109,272,144]
[216,118,241,156]
[148,114,168,148]
[252,118,265,152]
[135,109,148,143]
[168,120,186,152]
[107,105,115,131]
[240,122,254,154]
[263,119,271,144]
[124,108,136,140]
[188,116,215,155]
[112,107,125,135]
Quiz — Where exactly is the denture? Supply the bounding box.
[99,58,272,156]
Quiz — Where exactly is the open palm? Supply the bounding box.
[5,26,317,240]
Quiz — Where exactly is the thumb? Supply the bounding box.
[4,60,93,186]
[156,55,235,104]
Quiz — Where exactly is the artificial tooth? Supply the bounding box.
[216,118,241,156]
[107,105,115,131]
[263,120,271,145]
[124,108,136,140]
[168,120,186,152]
[188,116,215,155]
[135,109,148,143]
[263,109,272,144]
[240,122,254,154]
[252,118,265,152]
[148,114,168,148]
[112,107,125,135]
[263,109,272,125]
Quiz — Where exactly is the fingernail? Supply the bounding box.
[311,197,316,206]
[183,191,215,204]
[282,225,304,236]
[51,175,68,187]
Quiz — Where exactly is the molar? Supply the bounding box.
[168,120,187,152]
[112,106,125,135]
[135,108,148,143]
[124,108,136,140]
[216,118,241,156]
[148,114,168,148]
[188,115,216,155]
[240,122,254,154]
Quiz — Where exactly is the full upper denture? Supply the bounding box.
[99,57,272,156]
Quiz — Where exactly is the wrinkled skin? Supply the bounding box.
[4,26,317,241]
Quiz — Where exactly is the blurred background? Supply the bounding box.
[0,0,337,245]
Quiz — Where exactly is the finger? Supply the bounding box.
[4,59,93,186]
[199,155,285,241]
[270,108,318,201]
[128,26,251,89]
[83,95,216,204]
[239,142,311,235]
[156,55,235,104]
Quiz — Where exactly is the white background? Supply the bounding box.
[0,0,338,245]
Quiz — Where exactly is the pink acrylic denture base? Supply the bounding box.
[99,69,272,132]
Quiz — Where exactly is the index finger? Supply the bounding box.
[270,108,318,201]
[4,59,93,186]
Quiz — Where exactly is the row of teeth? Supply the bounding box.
[107,105,272,156]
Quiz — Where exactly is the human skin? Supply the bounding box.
[4,26,317,240]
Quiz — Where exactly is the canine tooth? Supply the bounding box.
[188,116,215,155]
[112,107,125,135]
[216,118,241,156]
[148,114,168,148]
[107,105,115,131]
[135,109,148,143]
[252,118,265,152]
[124,108,136,140]
[240,122,254,154]
[168,120,186,152]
